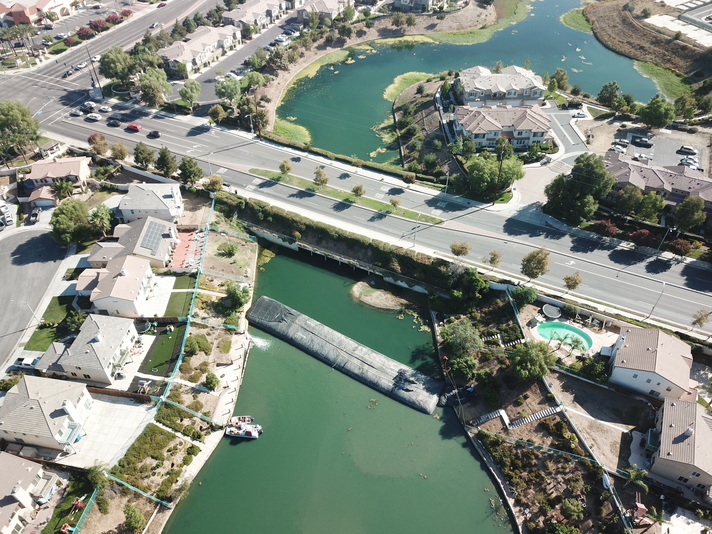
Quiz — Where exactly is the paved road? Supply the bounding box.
[0,229,66,363]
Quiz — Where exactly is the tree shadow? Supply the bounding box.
[332,200,352,212]
[288,189,315,199]
[257,180,278,189]
[502,208,566,240]
[368,211,388,222]
[338,172,350,180]
[608,248,646,266]
[388,187,404,195]
[680,263,712,292]
[186,124,211,137]
[10,234,64,266]
[570,234,615,254]
[644,258,672,274]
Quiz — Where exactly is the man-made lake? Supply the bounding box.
[278,0,658,161]
[164,250,514,534]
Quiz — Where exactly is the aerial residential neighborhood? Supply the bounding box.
[1,0,712,532]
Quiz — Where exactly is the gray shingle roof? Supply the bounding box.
[88,217,176,265]
[457,65,545,95]
[0,376,86,439]
[657,398,712,473]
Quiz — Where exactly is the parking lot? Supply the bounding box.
[614,129,706,172]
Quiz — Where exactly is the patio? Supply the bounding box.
[169,230,205,270]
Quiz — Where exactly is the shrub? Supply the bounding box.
[204,371,219,391]
[630,229,656,248]
[96,494,109,514]
[217,241,238,257]
[596,219,618,237]
[76,26,94,39]
[668,238,692,257]
[124,503,146,533]
[63,36,78,47]
[121,8,133,17]
[89,18,108,32]
[184,334,211,355]
[510,285,537,308]
[105,14,120,24]
[186,444,201,456]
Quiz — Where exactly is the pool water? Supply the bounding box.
[536,321,593,350]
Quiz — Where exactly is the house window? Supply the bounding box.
[523,90,529,95]
[16,438,24,444]
[83,374,91,379]
[656,382,661,386]
[666,386,672,392]
[649,390,660,397]
[71,372,77,377]
[646,379,652,383]
[75,366,81,370]
[678,476,689,483]
[697,484,706,489]
[632,374,638,378]
[692,472,701,477]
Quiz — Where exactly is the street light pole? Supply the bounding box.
[10,299,41,326]
[444,171,450,194]
[655,226,672,254]
[645,281,666,320]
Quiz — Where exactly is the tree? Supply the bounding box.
[639,94,675,129]
[637,191,664,222]
[124,503,146,533]
[89,204,113,237]
[674,92,697,120]
[225,281,250,309]
[630,229,656,248]
[450,241,471,257]
[551,67,569,91]
[98,46,131,84]
[391,12,406,27]
[179,80,201,112]
[563,271,582,292]
[89,18,108,32]
[351,184,365,198]
[133,142,155,170]
[667,238,692,257]
[140,67,172,108]
[155,146,177,177]
[205,371,219,391]
[341,4,355,21]
[483,250,501,270]
[546,524,580,534]
[86,464,108,489]
[208,104,227,125]
[440,318,483,358]
[205,174,223,192]
[76,26,94,39]
[87,132,108,155]
[405,13,416,26]
[279,160,292,176]
[65,310,87,331]
[674,196,705,233]
[111,142,128,161]
[692,309,710,330]
[215,78,242,113]
[510,285,537,307]
[307,10,320,29]
[179,156,203,184]
[52,179,74,200]
[267,47,288,70]
[547,78,558,93]
[561,498,584,521]
[623,464,649,493]
[314,167,328,187]
[0,101,40,165]
[615,184,642,215]
[466,154,523,199]
[390,198,400,209]
[597,81,620,108]
[544,153,615,225]
[508,341,556,381]
[246,48,268,70]
[449,355,478,382]
[521,248,549,280]
[50,199,91,244]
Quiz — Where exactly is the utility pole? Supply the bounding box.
[645,281,666,320]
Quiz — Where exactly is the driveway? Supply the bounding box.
[0,229,65,368]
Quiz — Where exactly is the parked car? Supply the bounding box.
[127,123,142,131]
[55,33,67,40]
[109,112,123,120]
[92,55,101,62]
[99,105,111,112]
[76,62,88,69]
[29,207,42,223]
[70,108,82,116]
[83,101,96,109]
[12,356,39,370]
[632,136,653,148]
[571,111,586,118]
[157,2,167,6]
[613,138,630,147]
[681,156,699,165]
[86,113,101,121]
[62,70,73,78]
[679,145,698,155]
[107,119,121,127]
[150,22,160,28]
[633,153,652,162]
[148,130,161,138]
[611,144,626,153]
[263,45,273,51]
[680,161,698,170]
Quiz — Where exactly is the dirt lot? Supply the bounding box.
[80,486,157,534]
[179,192,211,227]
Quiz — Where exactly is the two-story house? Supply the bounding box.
[608,328,693,400]
[115,183,184,224]
[453,65,545,107]
[452,105,552,150]
[24,156,91,207]
[76,255,156,318]
[158,26,240,76]
[0,452,59,534]
[36,314,138,385]
[87,217,178,269]
[0,376,92,451]
[296,0,345,23]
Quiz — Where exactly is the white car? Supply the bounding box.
[611,144,626,153]
[86,113,101,121]
[70,108,82,116]
[91,55,101,62]
[225,72,238,79]
[83,101,96,109]
[99,105,111,113]
[679,145,698,156]
[76,61,88,69]
[633,153,652,162]
[571,111,586,118]
[681,156,699,165]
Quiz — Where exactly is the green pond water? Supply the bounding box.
[163,249,514,534]
[278,0,659,162]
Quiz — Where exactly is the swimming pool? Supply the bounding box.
[536,321,593,350]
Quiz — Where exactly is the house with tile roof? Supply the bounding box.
[115,183,183,224]
[76,255,156,318]
[157,26,240,76]
[609,327,693,400]
[0,452,60,534]
[36,315,138,385]
[87,217,178,269]
[453,105,552,150]
[648,398,712,498]
[296,0,344,23]
[0,376,92,451]
[605,150,712,213]
[223,0,287,30]
[24,156,90,193]
[0,0,71,26]
[454,65,546,107]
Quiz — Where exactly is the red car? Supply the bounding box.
[127,123,142,131]
[157,2,167,6]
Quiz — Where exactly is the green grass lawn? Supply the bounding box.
[64,267,86,281]
[165,292,193,317]
[41,475,93,534]
[560,8,592,33]
[430,0,529,45]
[383,72,433,101]
[142,325,187,375]
[249,168,441,225]
[25,326,62,351]
[172,274,197,290]
[635,61,691,100]
[42,296,74,323]
[273,118,312,144]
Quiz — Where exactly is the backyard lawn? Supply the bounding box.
[142,324,186,375]
[41,474,92,534]
[172,274,197,290]
[165,291,193,317]
[25,296,76,351]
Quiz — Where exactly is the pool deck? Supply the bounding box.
[527,317,619,363]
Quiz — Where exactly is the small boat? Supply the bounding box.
[225,422,263,439]
[229,415,255,424]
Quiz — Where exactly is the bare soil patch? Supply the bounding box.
[179,191,211,227]
[350,280,412,310]
[80,486,155,534]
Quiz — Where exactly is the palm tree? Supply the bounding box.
[624,464,649,493]
[52,179,74,200]
[643,506,665,531]
[568,336,586,356]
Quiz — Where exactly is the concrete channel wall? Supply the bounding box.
[247,296,443,414]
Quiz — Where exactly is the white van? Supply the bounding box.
[679,145,698,155]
